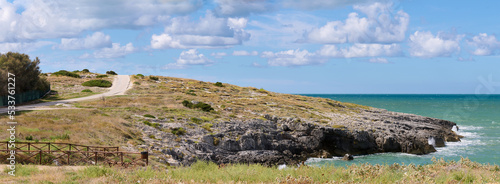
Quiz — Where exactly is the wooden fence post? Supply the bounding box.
[94,152,98,165]
[39,150,42,164]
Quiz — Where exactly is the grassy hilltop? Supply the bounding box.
[1,74,499,183]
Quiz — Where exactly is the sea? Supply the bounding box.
[300,94,500,166]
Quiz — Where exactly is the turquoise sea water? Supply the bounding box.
[301,94,500,166]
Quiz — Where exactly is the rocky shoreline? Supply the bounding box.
[135,106,462,166]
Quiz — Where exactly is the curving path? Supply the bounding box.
[0,75,132,113]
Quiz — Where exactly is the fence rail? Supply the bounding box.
[0,142,147,167]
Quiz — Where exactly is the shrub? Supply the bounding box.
[82,69,90,73]
[136,74,144,78]
[96,75,108,78]
[142,121,160,128]
[0,52,50,95]
[171,127,186,136]
[81,89,93,93]
[72,70,80,73]
[214,82,224,87]
[25,135,33,141]
[182,100,214,112]
[202,123,213,132]
[106,70,117,75]
[144,114,156,119]
[82,80,112,87]
[133,81,140,85]
[53,70,80,78]
[149,76,159,81]
[191,117,203,124]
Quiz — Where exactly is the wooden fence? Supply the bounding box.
[0,142,148,167]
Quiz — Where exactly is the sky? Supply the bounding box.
[1,0,500,94]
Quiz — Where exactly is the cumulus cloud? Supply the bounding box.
[368,57,389,63]
[211,52,227,58]
[467,33,500,56]
[164,49,213,69]
[318,43,401,58]
[151,12,250,49]
[261,49,326,66]
[82,43,135,59]
[214,0,274,16]
[305,3,409,44]
[409,31,462,58]
[0,0,203,42]
[284,0,381,10]
[0,41,54,54]
[232,50,259,56]
[58,32,111,50]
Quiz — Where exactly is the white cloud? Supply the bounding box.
[151,12,250,49]
[0,0,203,42]
[467,33,500,56]
[305,3,409,44]
[368,57,389,63]
[409,31,462,58]
[211,52,227,58]
[214,0,274,16]
[58,32,111,50]
[261,49,325,66]
[318,43,401,58]
[0,41,54,54]
[284,0,380,10]
[165,49,213,69]
[232,50,258,56]
[82,43,135,59]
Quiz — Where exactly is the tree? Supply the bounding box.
[0,52,50,96]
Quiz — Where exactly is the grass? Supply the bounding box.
[0,158,498,183]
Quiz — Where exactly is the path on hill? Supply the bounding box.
[0,75,132,113]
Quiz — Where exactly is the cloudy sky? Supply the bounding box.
[1,0,500,94]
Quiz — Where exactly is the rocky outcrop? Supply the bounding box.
[137,107,461,166]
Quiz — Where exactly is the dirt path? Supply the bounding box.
[0,75,132,113]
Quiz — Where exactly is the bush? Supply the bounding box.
[82,69,90,73]
[171,127,186,136]
[0,52,50,96]
[106,70,117,75]
[96,75,108,78]
[137,74,144,78]
[191,117,203,124]
[142,121,160,128]
[214,82,224,87]
[144,114,156,119]
[82,80,112,87]
[81,89,93,93]
[52,70,80,78]
[149,76,159,81]
[182,100,214,112]
[133,81,141,85]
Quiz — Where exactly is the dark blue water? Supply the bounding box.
[301,94,500,166]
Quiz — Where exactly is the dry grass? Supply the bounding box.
[38,74,112,102]
[0,158,498,183]
[0,109,142,146]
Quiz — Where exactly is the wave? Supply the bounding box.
[458,125,483,131]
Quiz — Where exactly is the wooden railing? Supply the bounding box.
[0,142,147,167]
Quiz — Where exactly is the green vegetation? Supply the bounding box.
[136,74,144,78]
[52,70,80,78]
[149,76,159,81]
[133,81,140,85]
[82,79,112,87]
[171,127,186,136]
[106,70,117,75]
[142,121,160,128]
[201,123,213,132]
[182,100,214,112]
[3,158,498,183]
[82,69,90,73]
[96,74,108,78]
[0,52,50,96]
[214,82,224,87]
[143,114,156,119]
[81,89,93,93]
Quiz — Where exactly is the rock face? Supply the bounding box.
[138,108,461,166]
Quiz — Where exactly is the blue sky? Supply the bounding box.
[1,0,500,94]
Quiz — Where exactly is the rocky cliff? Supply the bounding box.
[137,106,462,166]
